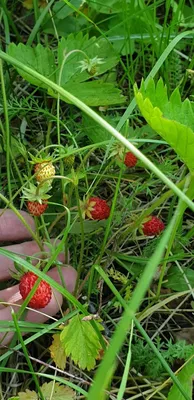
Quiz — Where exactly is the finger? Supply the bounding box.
[0,210,35,242]
[0,240,69,281]
[0,266,77,346]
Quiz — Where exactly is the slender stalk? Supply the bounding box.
[156,174,194,296]
[0,59,12,200]
[74,185,85,294]
[11,310,44,400]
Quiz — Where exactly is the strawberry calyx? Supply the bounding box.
[29,152,54,165]
[22,182,51,203]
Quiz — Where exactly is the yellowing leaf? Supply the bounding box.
[60,314,103,371]
[41,382,75,400]
[49,334,66,370]
[167,361,194,400]
[18,382,75,400]
[18,389,37,400]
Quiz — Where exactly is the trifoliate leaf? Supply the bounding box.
[18,382,75,400]
[41,382,75,400]
[8,43,56,89]
[60,314,103,371]
[134,78,194,170]
[49,334,66,370]
[167,361,194,400]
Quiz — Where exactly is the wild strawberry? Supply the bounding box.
[83,197,110,220]
[27,200,48,217]
[64,154,75,169]
[22,182,51,217]
[143,216,165,236]
[29,153,55,184]
[34,161,55,184]
[19,271,52,309]
[124,152,137,168]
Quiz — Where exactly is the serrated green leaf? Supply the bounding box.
[167,361,194,400]
[58,33,119,84]
[8,43,56,89]
[60,314,103,371]
[41,382,75,400]
[134,78,194,170]
[165,266,194,291]
[49,80,125,106]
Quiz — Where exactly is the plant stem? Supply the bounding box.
[0,59,12,201]
[156,173,194,297]
[74,185,85,295]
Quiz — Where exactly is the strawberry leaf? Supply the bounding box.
[41,382,75,400]
[60,314,103,371]
[58,32,119,84]
[49,333,66,370]
[49,80,125,106]
[8,43,56,89]
[167,361,194,400]
[18,390,37,400]
[134,78,194,170]
[18,382,75,400]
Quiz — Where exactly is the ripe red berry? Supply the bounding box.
[87,197,110,220]
[27,200,48,217]
[19,271,52,309]
[143,216,165,236]
[124,152,137,167]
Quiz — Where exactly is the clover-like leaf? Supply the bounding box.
[134,78,194,170]
[49,333,66,370]
[60,314,103,371]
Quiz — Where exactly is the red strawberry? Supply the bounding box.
[19,271,52,309]
[27,200,48,217]
[85,197,110,220]
[22,182,51,217]
[124,152,137,167]
[143,216,165,236]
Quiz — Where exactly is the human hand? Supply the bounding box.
[0,209,77,346]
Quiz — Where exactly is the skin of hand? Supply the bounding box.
[0,209,77,346]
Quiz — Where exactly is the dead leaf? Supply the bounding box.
[49,334,66,370]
